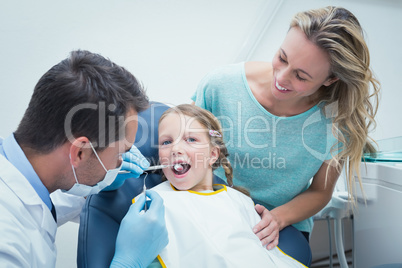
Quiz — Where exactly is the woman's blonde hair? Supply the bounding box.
[291,6,380,205]
[159,104,249,196]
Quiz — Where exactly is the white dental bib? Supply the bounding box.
[146,181,306,268]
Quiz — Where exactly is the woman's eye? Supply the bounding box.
[296,73,307,82]
[279,55,287,63]
[161,140,172,146]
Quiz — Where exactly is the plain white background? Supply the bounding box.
[0,0,401,267]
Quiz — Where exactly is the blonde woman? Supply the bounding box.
[192,6,380,253]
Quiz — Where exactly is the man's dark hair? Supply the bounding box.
[14,50,149,153]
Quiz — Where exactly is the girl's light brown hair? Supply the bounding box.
[159,104,249,196]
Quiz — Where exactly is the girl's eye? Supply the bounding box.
[186,137,196,143]
[161,140,172,146]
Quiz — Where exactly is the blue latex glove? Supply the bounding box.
[103,145,150,191]
[111,190,168,268]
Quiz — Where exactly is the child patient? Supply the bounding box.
[137,104,306,268]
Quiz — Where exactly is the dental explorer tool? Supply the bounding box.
[143,172,148,212]
[118,164,180,174]
[145,164,174,171]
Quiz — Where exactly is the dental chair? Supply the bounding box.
[77,101,312,268]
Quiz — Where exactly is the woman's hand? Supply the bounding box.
[253,204,280,250]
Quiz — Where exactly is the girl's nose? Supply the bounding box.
[171,141,183,156]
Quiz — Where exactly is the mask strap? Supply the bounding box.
[69,153,80,184]
[89,142,108,172]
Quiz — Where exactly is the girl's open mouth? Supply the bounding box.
[172,163,191,175]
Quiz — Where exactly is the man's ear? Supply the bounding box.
[209,146,220,166]
[323,76,339,87]
[69,137,92,168]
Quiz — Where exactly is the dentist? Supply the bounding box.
[0,50,168,267]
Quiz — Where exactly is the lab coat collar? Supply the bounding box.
[0,154,57,236]
[1,134,52,210]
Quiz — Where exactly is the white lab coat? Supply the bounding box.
[0,154,83,267]
[51,189,86,226]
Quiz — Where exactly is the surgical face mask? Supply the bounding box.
[63,142,123,197]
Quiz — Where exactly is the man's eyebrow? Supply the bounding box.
[280,48,313,79]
